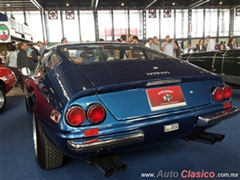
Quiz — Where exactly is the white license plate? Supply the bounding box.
[164,123,179,132]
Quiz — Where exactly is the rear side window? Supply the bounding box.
[61,44,172,64]
[48,53,61,68]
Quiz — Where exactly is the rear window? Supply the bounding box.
[60,44,172,64]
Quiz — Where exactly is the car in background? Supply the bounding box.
[181,49,240,85]
[21,43,240,177]
[0,64,16,113]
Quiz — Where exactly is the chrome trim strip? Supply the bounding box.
[197,106,240,126]
[67,131,144,152]
[146,79,181,86]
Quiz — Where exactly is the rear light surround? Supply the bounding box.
[66,106,86,126]
[212,85,233,101]
[87,104,106,124]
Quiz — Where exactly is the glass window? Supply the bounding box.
[62,11,80,43]
[48,53,61,69]
[160,10,174,39]
[7,11,24,23]
[80,11,96,41]
[205,9,218,37]
[175,10,188,38]
[113,10,128,40]
[25,11,44,42]
[61,44,171,64]
[192,9,204,38]
[129,10,143,39]
[146,10,159,39]
[233,8,240,36]
[219,9,230,37]
[45,11,62,43]
[98,11,112,41]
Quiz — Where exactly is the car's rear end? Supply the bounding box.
[51,56,239,158]
[32,43,239,176]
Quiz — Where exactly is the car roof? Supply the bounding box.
[51,42,140,49]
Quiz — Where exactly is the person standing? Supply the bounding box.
[206,35,215,51]
[145,38,153,48]
[196,38,206,52]
[8,45,20,86]
[8,46,18,75]
[173,40,182,58]
[61,37,68,44]
[161,35,178,56]
[127,34,133,43]
[0,50,9,66]
[17,42,35,70]
[215,41,220,50]
[120,35,127,43]
[132,36,142,45]
[37,41,47,57]
[151,36,160,52]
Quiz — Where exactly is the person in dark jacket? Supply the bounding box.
[196,38,206,52]
[17,41,35,70]
[29,43,40,58]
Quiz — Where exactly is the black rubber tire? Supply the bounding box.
[33,112,65,170]
[0,85,6,114]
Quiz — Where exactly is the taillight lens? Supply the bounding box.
[66,106,85,126]
[87,104,106,123]
[213,87,224,101]
[223,85,233,99]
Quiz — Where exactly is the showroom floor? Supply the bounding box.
[1,87,240,180]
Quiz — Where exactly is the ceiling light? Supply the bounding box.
[121,2,124,6]
[144,0,157,10]
[172,2,175,5]
[6,4,10,6]
[31,0,44,10]
[66,3,69,6]
[95,0,99,8]
[219,1,223,4]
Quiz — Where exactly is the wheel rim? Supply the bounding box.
[33,113,38,157]
[0,89,4,108]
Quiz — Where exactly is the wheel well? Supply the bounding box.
[0,80,6,93]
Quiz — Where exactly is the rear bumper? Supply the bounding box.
[197,106,240,126]
[66,107,240,153]
[67,130,144,152]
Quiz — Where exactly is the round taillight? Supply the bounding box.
[66,106,85,126]
[223,85,233,99]
[87,104,106,123]
[213,87,224,101]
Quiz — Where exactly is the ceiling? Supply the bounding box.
[0,0,240,11]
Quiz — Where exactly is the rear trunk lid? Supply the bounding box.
[77,59,221,120]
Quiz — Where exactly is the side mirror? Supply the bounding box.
[21,67,31,76]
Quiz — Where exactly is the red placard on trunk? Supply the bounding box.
[146,86,187,111]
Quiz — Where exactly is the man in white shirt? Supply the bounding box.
[151,36,160,51]
[161,35,178,56]
[145,38,153,48]
[206,35,215,51]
